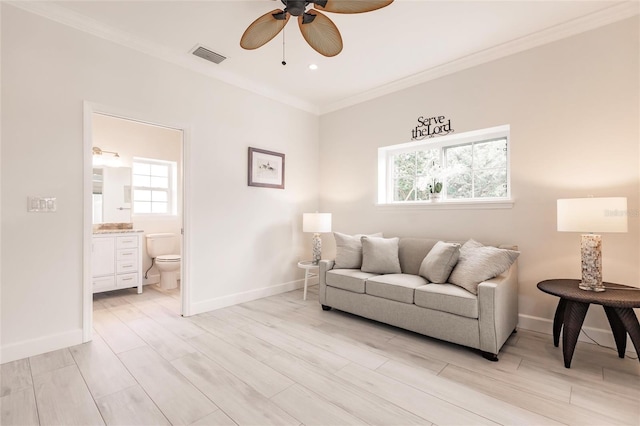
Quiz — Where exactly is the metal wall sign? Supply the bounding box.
[411,115,454,140]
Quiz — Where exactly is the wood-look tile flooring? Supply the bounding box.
[2,284,639,425]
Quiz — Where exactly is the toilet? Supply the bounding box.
[145,233,181,290]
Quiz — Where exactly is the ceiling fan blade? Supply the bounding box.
[240,9,290,50]
[298,10,343,57]
[313,0,393,14]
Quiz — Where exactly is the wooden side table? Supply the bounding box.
[537,279,640,368]
[297,261,319,301]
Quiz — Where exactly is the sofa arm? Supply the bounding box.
[477,261,519,355]
[318,260,335,305]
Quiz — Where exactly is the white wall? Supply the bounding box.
[1,5,319,362]
[319,18,639,334]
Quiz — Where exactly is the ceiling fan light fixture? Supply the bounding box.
[241,0,393,56]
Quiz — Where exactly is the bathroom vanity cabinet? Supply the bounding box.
[92,232,143,294]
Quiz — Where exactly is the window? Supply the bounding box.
[132,158,177,215]
[378,125,511,205]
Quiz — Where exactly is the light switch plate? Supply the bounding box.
[28,196,57,212]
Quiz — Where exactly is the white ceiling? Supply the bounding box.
[17,1,639,114]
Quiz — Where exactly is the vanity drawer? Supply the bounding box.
[117,248,137,261]
[117,236,138,249]
[117,260,138,274]
[93,276,115,292]
[116,273,138,288]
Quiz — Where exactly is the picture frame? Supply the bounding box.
[248,147,285,189]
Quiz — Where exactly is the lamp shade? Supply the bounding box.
[557,197,627,233]
[303,213,332,233]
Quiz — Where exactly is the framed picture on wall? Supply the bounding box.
[248,147,285,189]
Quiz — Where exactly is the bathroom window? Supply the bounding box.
[132,158,177,215]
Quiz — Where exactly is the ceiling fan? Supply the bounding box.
[240,0,393,58]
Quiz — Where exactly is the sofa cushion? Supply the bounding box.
[418,241,461,284]
[414,283,479,319]
[398,238,439,275]
[366,274,427,304]
[448,240,520,295]
[361,236,402,274]
[333,232,383,269]
[326,269,379,294]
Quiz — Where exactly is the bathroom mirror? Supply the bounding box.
[93,166,132,224]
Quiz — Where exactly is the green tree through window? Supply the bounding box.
[379,126,510,204]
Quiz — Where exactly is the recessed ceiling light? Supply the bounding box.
[309,64,318,71]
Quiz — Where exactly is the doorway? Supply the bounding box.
[83,103,190,342]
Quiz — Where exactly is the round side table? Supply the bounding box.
[537,279,640,368]
[297,261,319,301]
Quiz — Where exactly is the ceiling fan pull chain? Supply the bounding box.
[282,26,287,66]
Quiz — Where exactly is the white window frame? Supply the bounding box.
[131,157,178,217]
[377,125,513,209]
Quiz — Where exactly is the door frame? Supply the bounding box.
[82,101,192,342]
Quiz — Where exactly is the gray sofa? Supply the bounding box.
[318,237,519,360]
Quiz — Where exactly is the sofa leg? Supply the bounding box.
[321,305,332,311]
[481,351,499,362]
[512,328,518,334]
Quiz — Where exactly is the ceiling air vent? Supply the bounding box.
[191,45,226,64]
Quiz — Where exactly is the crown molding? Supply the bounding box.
[7,1,638,117]
[6,1,320,115]
[319,1,640,115]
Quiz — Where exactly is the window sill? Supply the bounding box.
[375,199,514,210]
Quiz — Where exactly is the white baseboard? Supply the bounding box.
[1,328,84,364]
[518,314,635,356]
[190,278,307,316]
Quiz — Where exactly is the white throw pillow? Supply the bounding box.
[361,236,401,274]
[461,238,484,252]
[333,232,383,269]
[449,240,520,294]
[418,241,461,284]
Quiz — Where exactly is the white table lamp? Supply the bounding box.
[557,197,627,291]
[303,213,332,265]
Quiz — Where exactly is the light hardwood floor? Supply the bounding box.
[2,284,639,425]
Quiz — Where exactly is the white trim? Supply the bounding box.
[181,126,192,316]
[190,279,310,316]
[7,1,638,116]
[1,329,83,364]
[375,200,514,210]
[82,103,94,343]
[321,2,640,114]
[517,313,635,357]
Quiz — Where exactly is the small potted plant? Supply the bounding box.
[428,181,443,202]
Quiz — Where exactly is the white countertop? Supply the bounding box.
[93,229,144,234]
